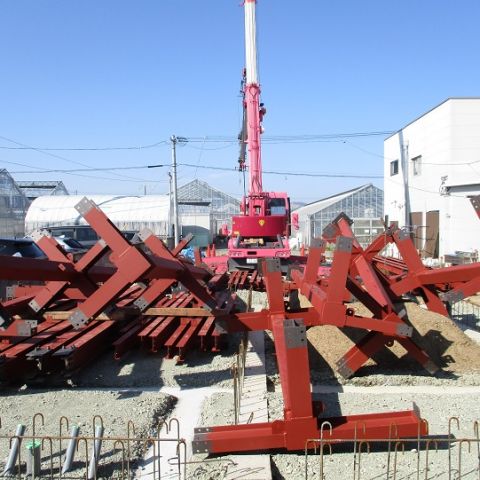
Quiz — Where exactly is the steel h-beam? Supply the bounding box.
[193,258,427,453]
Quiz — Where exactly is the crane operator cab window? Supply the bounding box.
[269,198,286,215]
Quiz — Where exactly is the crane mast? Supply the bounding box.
[244,0,263,198]
[228,0,291,271]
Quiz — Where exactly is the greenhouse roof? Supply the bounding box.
[293,184,375,216]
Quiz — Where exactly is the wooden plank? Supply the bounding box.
[45,306,217,321]
[146,307,213,317]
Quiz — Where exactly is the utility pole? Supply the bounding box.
[170,135,180,246]
[170,135,188,246]
[168,171,173,244]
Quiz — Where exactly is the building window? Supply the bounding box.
[412,155,422,176]
[390,160,399,176]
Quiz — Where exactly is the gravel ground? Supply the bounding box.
[2,284,478,479]
[269,390,480,479]
[72,343,240,390]
[67,296,247,390]
[187,392,236,480]
[185,387,480,480]
[0,388,176,478]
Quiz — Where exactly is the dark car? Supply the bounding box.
[0,238,46,304]
[0,238,46,258]
[45,225,137,248]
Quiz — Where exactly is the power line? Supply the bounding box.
[10,164,168,174]
[0,140,168,151]
[3,159,169,183]
[9,162,382,179]
[177,162,383,179]
[0,135,154,183]
[0,130,393,151]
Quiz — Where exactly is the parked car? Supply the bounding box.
[48,235,88,261]
[46,225,100,248]
[0,238,46,258]
[0,238,46,303]
[45,225,137,248]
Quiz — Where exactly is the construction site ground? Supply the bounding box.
[1,290,480,478]
[186,291,480,479]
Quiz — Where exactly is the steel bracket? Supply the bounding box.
[283,319,306,349]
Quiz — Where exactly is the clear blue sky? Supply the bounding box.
[1,0,479,202]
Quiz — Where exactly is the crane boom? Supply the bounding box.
[244,0,263,198]
[228,0,291,271]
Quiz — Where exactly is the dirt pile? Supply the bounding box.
[307,300,480,380]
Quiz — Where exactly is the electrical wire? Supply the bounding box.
[0,134,154,183]
[3,160,169,183]
[8,161,382,179]
[0,140,168,151]
[0,130,392,151]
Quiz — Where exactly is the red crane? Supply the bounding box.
[228,0,291,271]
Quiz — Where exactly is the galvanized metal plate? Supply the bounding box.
[28,299,41,313]
[16,320,37,337]
[69,309,89,329]
[336,362,354,379]
[5,285,15,300]
[134,296,149,311]
[75,197,95,216]
[137,228,155,242]
[194,427,212,433]
[396,324,413,337]
[333,212,354,226]
[283,319,306,349]
[265,258,281,273]
[192,439,211,454]
[30,229,50,242]
[336,236,353,253]
[322,223,336,239]
[442,290,464,304]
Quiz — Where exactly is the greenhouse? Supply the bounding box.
[17,180,69,201]
[293,183,384,247]
[177,179,240,233]
[0,169,30,237]
[25,195,171,237]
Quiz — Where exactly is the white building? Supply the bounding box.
[384,98,480,259]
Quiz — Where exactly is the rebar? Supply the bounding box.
[303,418,480,480]
[0,425,186,480]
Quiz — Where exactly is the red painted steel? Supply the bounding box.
[193,257,427,453]
[3,195,480,453]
